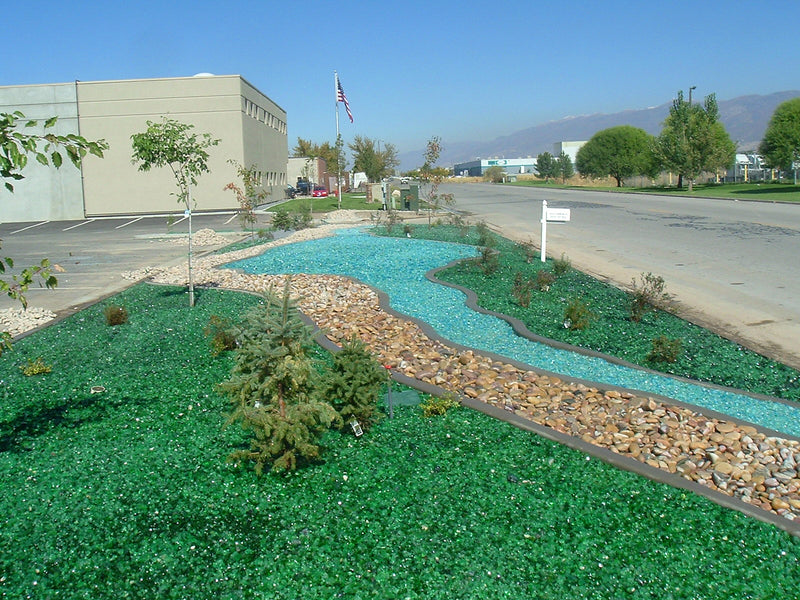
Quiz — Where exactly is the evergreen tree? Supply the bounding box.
[219,281,340,474]
[556,150,574,182]
[316,336,386,432]
[535,152,558,182]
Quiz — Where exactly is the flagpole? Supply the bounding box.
[334,71,342,209]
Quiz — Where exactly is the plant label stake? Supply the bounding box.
[384,365,394,419]
[350,419,363,437]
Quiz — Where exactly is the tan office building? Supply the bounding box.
[0,74,287,222]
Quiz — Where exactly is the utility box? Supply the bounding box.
[365,183,382,204]
[399,184,419,211]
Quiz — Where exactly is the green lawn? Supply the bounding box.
[271,192,381,213]
[2,268,799,597]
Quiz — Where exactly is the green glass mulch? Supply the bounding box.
[1,282,799,598]
[373,224,800,402]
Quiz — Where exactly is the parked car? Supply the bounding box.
[295,180,311,195]
[312,186,328,197]
[285,185,296,199]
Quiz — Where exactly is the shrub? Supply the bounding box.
[553,253,571,276]
[291,204,313,230]
[272,206,312,231]
[512,272,535,307]
[385,209,403,232]
[218,281,340,474]
[477,246,499,275]
[0,331,11,357]
[475,221,494,247]
[204,315,237,356]
[563,298,595,331]
[647,336,683,363]
[20,356,52,376]
[517,239,538,263]
[536,270,556,291]
[420,394,461,417]
[257,228,274,240]
[630,272,672,322]
[271,207,292,230]
[316,336,386,432]
[103,304,128,326]
[445,211,468,234]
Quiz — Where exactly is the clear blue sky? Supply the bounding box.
[4,0,797,163]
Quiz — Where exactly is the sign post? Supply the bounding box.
[540,200,571,263]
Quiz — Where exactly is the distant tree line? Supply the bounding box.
[535,91,800,189]
[292,135,398,183]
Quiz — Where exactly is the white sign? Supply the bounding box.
[540,200,572,263]
[546,208,571,222]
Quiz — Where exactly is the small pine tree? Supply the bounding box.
[316,336,386,432]
[219,280,340,474]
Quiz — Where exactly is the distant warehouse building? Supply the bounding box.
[453,157,538,177]
[553,141,587,164]
[0,74,287,223]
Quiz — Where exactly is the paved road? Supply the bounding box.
[0,212,257,316]
[442,183,800,370]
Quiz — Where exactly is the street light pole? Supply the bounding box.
[689,85,696,104]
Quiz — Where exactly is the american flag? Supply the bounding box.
[337,76,353,123]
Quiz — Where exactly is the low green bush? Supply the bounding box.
[103,304,128,326]
[19,356,51,376]
[563,297,595,331]
[420,394,460,417]
[647,335,683,364]
[512,272,535,307]
[631,272,672,322]
[536,270,556,291]
[203,314,237,356]
[316,336,386,432]
[553,252,572,276]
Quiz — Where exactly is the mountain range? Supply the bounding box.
[398,90,800,171]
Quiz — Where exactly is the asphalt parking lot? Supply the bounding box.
[0,211,267,314]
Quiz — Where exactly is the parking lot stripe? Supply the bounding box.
[115,217,143,229]
[63,219,95,231]
[11,221,50,234]
[224,214,238,225]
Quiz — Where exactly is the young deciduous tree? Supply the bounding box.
[292,137,345,175]
[224,160,268,237]
[653,91,736,191]
[418,136,455,226]
[219,281,340,474]
[759,97,800,184]
[0,111,107,352]
[349,135,398,182]
[131,117,219,306]
[576,125,654,187]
